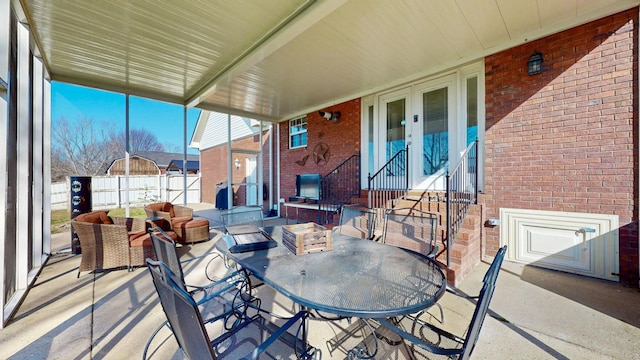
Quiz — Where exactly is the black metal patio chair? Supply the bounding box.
[333,204,379,240]
[381,208,439,258]
[220,205,265,232]
[375,245,507,360]
[146,259,310,360]
[144,228,259,360]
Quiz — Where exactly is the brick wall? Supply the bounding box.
[484,9,638,285]
[279,99,361,206]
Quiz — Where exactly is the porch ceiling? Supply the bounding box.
[22,0,640,122]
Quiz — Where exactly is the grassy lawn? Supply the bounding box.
[51,207,146,234]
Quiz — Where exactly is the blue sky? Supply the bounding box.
[51,82,201,154]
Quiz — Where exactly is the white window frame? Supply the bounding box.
[289,116,307,149]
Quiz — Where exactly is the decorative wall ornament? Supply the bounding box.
[313,142,330,165]
[295,154,309,166]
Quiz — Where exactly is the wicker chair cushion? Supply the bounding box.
[74,211,113,224]
[130,230,178,248]
[171,216,193,228]
[128,230,147,240]
[178,218,209,229]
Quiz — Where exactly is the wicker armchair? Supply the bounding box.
[71,211,177,276]
[144,202,210,243]
[144,202,193,229]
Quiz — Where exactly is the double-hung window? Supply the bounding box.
[289,116,307,149]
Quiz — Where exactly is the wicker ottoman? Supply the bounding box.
[175,217,210,244]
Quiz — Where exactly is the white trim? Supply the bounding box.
[43,78,51,255]
[363,60,485,191]
[0,61,6,330]
[360,95,374,187]
[288,116,308,149]
[32,55,44,264]
[459,61,485,192]
[0,0,8,84]
[16,19,30,291]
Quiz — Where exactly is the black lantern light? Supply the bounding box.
[527,51,543,76]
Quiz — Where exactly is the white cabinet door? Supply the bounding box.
[501,208,619,281]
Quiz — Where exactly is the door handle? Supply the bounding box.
[575,227,595,254]
[575,227,596,235]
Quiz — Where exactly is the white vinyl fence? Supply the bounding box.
[51,175,201,210]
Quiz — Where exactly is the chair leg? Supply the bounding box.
[143,321,169,360]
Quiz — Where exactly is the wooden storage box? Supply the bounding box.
[282,223,332,255]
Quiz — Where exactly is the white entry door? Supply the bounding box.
[378,87,411,183]
[245,156,258,206]
[412,74,457,190]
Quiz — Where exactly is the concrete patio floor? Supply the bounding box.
[1,203,639,359]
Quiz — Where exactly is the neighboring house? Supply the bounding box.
[191,112,273,210]
[107,151,199,175]
[166,160,200,174]
[106,155,159,175]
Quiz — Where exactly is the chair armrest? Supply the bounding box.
[144,207,171,226]
[111,216,147,232]
[72,220,131,252]
[173,205,193,218]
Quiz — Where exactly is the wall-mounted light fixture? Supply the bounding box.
[234,158,241,170]
[527,51,543,76]
[318,111,340,123]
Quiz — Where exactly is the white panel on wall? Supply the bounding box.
[501,208,619,281]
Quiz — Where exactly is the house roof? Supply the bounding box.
[190,110,268,150]
[131,151,199,168]
[21,0,640,122]
[167,160,200,172]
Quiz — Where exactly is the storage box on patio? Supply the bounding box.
[282,223,332,255]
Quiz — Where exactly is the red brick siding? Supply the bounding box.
[484,9,638,284]
[279,99,361,222]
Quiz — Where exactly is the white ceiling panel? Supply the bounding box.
[20,0,640,122]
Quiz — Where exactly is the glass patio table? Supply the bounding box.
[215,226,446,319]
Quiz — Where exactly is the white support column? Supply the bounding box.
[0,0,7,82]
[227,113,233,208]
[183,106,187,205]
[42,76,51,255]
[15,20,30,291]
[125,95,130,217]
[32,56,44,264]
[0,0,10,328]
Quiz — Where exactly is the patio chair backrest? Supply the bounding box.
[147,259,217,360]
[335,204,378,239]
[148,228,188,292]
[460,245,507,360]
[382,208,439,257]
[220,205,264,231]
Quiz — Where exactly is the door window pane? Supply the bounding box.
[386,98,405,162]
[466,76,478,146]
[423,88,448,176]
[367,104,374,174]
